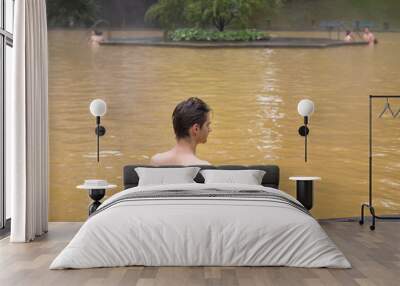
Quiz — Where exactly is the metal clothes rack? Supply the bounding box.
[360,95,400,230]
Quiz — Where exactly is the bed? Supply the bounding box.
[50,165,350,269]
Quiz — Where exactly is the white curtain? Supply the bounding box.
[8,0,49,242]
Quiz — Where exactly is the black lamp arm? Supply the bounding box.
[94,116,106,162]
[297,116,310,162]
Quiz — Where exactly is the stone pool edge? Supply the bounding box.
[100,37,369,49]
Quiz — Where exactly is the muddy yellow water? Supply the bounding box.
[49,30,400,221]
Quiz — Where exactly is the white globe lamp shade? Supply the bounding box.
[297,99,314,117]
[90,99,107,117]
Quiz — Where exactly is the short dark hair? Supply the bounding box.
[172,97,211,139]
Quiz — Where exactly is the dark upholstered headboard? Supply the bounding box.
[123,165,280,190]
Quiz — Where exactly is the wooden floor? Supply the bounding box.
[0,220,399,286]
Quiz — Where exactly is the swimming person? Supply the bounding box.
[150,97,212,166]
[344,30,354,42]
[362,27,376,45]
[89,30,104,46]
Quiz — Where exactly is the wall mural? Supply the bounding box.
[48,0,400,221]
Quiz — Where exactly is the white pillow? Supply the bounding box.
[135,167,201,186]
[200,169,266,185]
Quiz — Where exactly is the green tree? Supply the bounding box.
[145,0,187,30]
[145,0,283,31]
[47,0,100,27]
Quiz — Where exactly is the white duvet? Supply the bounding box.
[50,183,351,269]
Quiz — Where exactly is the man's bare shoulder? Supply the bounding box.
[150,153,163,166]
[195,159,211,166]
[150,149,211,166]
[150,151,174,166]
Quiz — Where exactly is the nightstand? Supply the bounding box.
[77,180,117,215]
[289,176,321,210]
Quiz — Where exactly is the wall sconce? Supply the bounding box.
[89,99,107,162]
[297,99,315,162]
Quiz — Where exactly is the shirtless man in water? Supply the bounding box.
[363,27,376,45]
[89,30,104,46]
[150,97,212,166]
